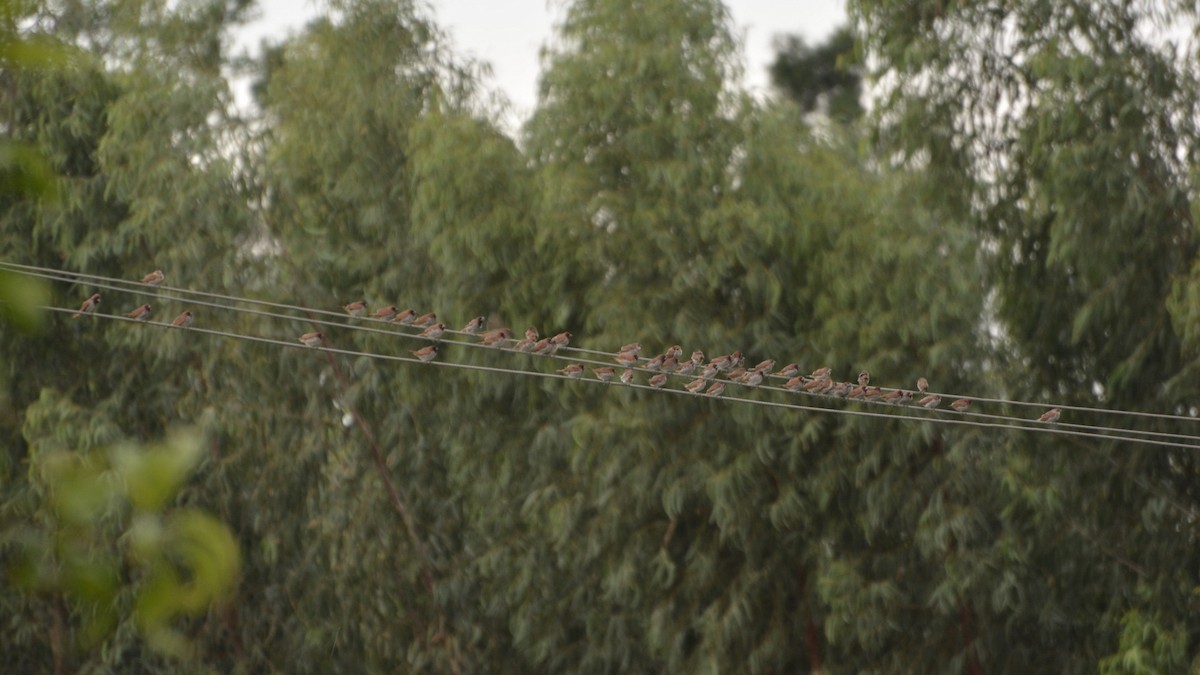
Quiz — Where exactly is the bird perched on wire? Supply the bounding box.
[648,373,668,389]
[751,359,776,373]
[643,354,665,372]
[418,322,446,340]
[857,370,870,386]
[690,349,705,366]
[705,381,726,397]
[141,270,165,286]
[740,370,765,387]
[411,344,439,362]
[619,342,642,357]
[613,351,639,368]
[411,312,437,328]
[370,305,399,320]
[525,327,540,341]
[674,360,696,377]
[72,293,101,318]
[783,376,806,392]
[775,363,801,379]
[461,316,486,334]
[550,331,572,353]
[124,303,152,322]
[393,309,417,325]
[344,300,367,317]
[662,345,683,361]
[298,331,324,347]
[530,338,554,355]
[917,377,929,393]
[685,378,707,393]
[917,394,941,409]
[1038,408,1061,423]
[950,398,972,412]
[810,366,832,380]
[620,369,635,385]
[558,363,584,379]
[592,367,616,382]
[171,310,194,328]
[480,327,512,347]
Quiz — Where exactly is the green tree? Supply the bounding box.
[769,25,862,122]
[852,0,1200,670]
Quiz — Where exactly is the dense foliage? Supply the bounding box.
[2,0,1198,672]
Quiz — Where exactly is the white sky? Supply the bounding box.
[237,0,847,126]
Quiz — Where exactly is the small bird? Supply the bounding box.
[858,370,870,386]
[740,370,764,387]
[661,356,679,372]
[124,303,152,322]
[728,351,744,369]
[830,382,853,398]
[810,367,832,381]
[558,363,584,379]
[393,309,417,325]
[705,381,726,397]
[804,377,829,392]
[917,377,929,393]
[674,360,696,377]
[141,270,165,286]
[862,386,883,401]
[298,331,324,347]
[72,293,101,318]
[525,327,540,341]
[1038,408,1062,423]
[751,359,776,373]
[344,300,367,317]
[950,398,972,413]
[726,367,747,382]
[783,376,806,392]
[662,345,683,361]
[774,363,801,379]
[620,342,643,356]
[411,344,439,362]
[644,355,665,372]
[480,327,512,347]
[411,312,437,328]
[592,366,616,382]
[620,369,635,385]
[613,351,640,367]
[848,384,867,399]
[370,305,399,320]
[699,364,720,380]
[550,331,572,351]
[648,373,668,389]
[690,349,705,366]
[418,322,446,340]
[530,338,554,355]
[881,390,906,404]
[917,394,942,409]
[685,378,707,393]
[171,310,194,328]
[709,354,733,372]
[513,337,536,353]
[461,316,486,334]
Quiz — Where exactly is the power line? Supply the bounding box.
[8,261,1198,434]
[36,304,1200,451]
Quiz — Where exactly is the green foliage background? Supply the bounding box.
[2,0,1199,672]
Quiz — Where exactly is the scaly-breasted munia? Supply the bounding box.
[857,370,870,386]
[411,312,437,328]
[690,349,704,366]
[171,310,193,328]
[648,373,668,389]
[462,316,486,334]
[613,351,640,367]
[299,331,324,347]
[917,377,929,393]
[550,331,572,351]
[810,366,832,381]
[530,338,554,355]
[862,386,883,401]
[685,378,707,393]
[705,381,726,397]
[411,344,439,362]
[393,309,417,325]
[775,363,801,379]
[480,327,512,347]
[674,360,696,377]
[950,398,972,412]
[72,293,101,318]
[525,326,539,341]
[370,305,399,320]
[620,342,642,356]
[142,270,165,285]
[620,369,634,385]
[643,355,665,372]
[1038,408,1061,423]
[663,345,682,361]
[783,376,806,392]
[751,359,776,373]
[917,394,941,409]
[344,300,367,317]
[592,366,616,382]
[124,303,152,322]
[418,322,446,340]
[558,363,584,379]
[741,370,764,387]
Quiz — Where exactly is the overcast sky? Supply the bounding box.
[236,1,847,126]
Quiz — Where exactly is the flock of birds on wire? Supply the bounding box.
[67,269,1065,425]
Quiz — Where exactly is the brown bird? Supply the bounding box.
[857,370,870,386]
[124,303,152,322]
[880,390,907,405]
[558,363,584,379]
[1038,408,1062,423]
[751,359,776,373]
[370,305,399,320]
[674,360,696,377]
[550,331,572,351]
[699,364,720,380]
[830,382,853,398]
[705,381,726,397]
[461,316,486,334]
[620,368,635,385]
[775,363,801,379]
[848,384,867,399]
[619,342,643,356]
[525,326,540,341]
[613,351,640,367]
[171,310,194,328]
[393,308,417,325]
[344,300,367,317]
[411,312,437,328]
[530,338,554,355]
[690,349,705,366]
[810,366,832,380]
[862,386,883,401]
[709,354,734,372]
[662,345,683,361]
[950,398,972,412]
[480,327,512,347]
[513,337,536,353]
[917,394,941,409]
[726,367,747,382]
[783,376,807,392]
[685,378,707,393]
[418,322,446,340]
[740,370,765,387]
[648,373,668,389]
[72,293,101,318]
[592,366,617,382]
[411,344,439,362]
[141,270,165,286]
[917,377,929,393]
[643,355,665,372]
[298,331,324,347]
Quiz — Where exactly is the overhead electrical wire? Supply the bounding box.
[8,261,1200,449]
